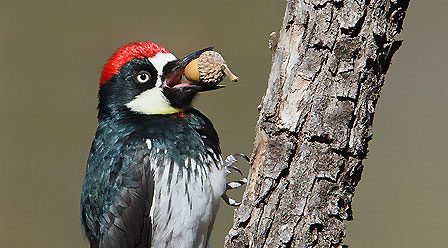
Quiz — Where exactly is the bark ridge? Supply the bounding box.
[225,0,410,247]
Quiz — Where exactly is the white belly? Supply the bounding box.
[150,156,226,248]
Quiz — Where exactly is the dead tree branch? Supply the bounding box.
[225,0,410,247]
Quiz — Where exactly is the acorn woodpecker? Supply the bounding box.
[80,41,246,248]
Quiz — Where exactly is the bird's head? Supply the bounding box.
[97,41,213,118]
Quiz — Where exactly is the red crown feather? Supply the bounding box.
[99,41,170,86]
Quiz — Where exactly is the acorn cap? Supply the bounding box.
[184,51,239,87]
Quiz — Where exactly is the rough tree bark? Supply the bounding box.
[225,0,410,247]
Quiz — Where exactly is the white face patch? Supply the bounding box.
[126,87,181,115]
[126,52,181,115]
[148,52,177,87]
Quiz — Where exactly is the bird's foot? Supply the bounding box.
[222,153,249,207]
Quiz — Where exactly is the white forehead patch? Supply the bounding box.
[148,53,177,87]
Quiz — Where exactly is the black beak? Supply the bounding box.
[179,47,214,68]
[162,47,223,92]
[161,47,223,109]
[162,47,213,85]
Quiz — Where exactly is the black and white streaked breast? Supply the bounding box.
[81,108,226,248]
[140,109,225,247]
[146,133,225,247]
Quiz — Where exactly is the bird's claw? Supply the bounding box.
[222,153,249,207]
[222,193,241,207]
[224,153,249,175]
[226,178,248,190]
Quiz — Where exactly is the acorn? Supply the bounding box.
[184,51,239,87]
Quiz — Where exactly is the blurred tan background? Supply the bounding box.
[0,1,446,247]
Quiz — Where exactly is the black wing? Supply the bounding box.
[81,132,154,248]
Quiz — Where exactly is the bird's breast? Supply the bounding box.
[147,138,225,248]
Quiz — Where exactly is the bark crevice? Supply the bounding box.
[225,0,410,247]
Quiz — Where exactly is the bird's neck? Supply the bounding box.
[97,109,192,130]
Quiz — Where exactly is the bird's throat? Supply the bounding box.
[126,87,183,115]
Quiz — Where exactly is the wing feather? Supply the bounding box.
[81,138,154,248]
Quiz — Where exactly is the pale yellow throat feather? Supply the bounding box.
[125,88,182,115]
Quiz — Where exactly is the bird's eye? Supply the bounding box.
[136,71,151,83]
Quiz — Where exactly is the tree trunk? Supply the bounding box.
[225,0,410,247]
